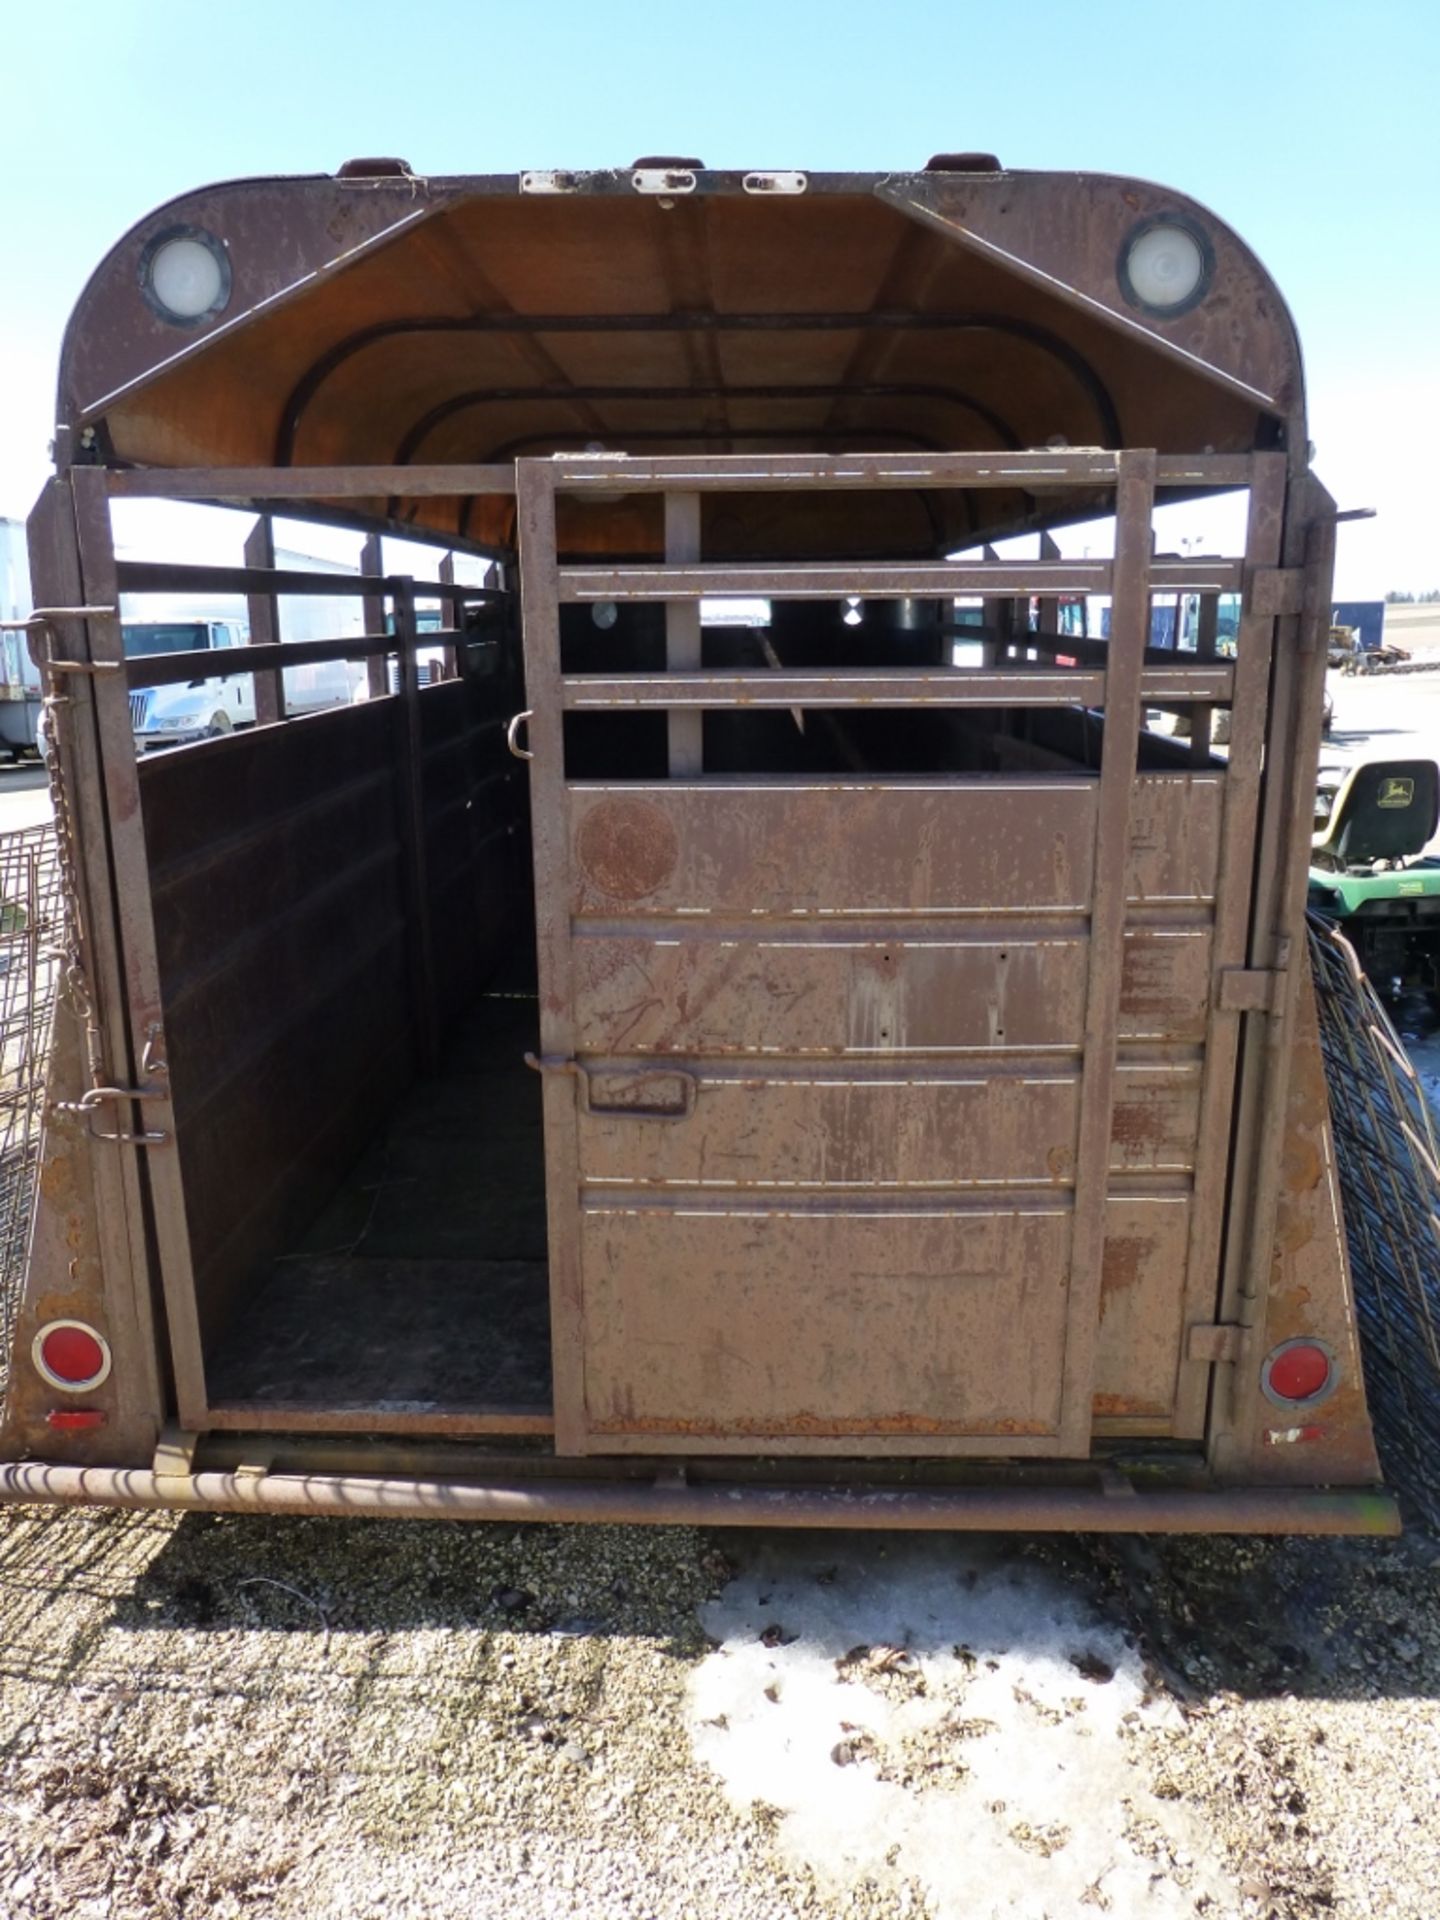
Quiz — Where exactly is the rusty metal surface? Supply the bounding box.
[58,176,1297,555]
[1216,953,1382,1488]
[12,151,1380,1510]
[0,1460,1399,1536]
[518,452,1239,1457]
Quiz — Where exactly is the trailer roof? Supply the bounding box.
[58,167,1305,558]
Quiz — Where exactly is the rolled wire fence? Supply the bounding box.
[0,823,62,1406]
[1309,912,1440,1528]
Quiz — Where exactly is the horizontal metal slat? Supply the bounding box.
[103,452,1254,506]
[108,464,519,501]
[116,562,499,601]
[546,451,1255,492]
[562,668,1106,708]
[560,558,1242,601]
[559,666,1234,709]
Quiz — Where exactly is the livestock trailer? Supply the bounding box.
[0,157,1398,1532]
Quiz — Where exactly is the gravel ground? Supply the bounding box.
[0,1506,1437,1920]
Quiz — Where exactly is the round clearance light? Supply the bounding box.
[1118,215,1213,318]
[1261,1337,1336,1410]
[33,1319,112,1394]
[139,226,232,326]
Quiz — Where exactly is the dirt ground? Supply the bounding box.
[0,1504,1437,1920]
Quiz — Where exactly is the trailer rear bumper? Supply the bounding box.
[0,1461,1401,1536]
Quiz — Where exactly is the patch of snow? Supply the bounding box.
[688,1536,1240,1919]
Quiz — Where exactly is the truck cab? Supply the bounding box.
[125,619,253,748]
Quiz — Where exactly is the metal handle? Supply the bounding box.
[506,709,535,760]
[525,1053,698,1120]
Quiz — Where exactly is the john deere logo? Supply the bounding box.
[1377,777,1415,809]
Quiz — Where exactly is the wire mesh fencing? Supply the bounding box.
[1310,912,1440,1529]
[0,823,62,1404]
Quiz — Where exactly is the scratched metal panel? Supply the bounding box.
[1094,1195,1194,1419]
[578,1072,1080,1191]
[572,930,1088,1056]
[577,1063,1201,1190]
[1118,927,1212,1042]
[1126,775,1223,904]
[1110,1062,1203,1173]
[568,782,1097,916]
[579,1203,1071,1438]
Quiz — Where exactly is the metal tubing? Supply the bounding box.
[0,1462,1400,1535]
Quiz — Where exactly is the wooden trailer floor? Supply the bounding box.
[205,996,555,1433]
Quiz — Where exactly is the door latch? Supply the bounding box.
[525,1053,698,1119]
[54,1084,169,1145]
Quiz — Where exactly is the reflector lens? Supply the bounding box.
[33,1320,111,1392]
[140,229,230,325]
[1120,218,1211,316]
[1263,1340,1333,1406]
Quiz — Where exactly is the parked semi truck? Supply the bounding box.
[0,157,1400,1534]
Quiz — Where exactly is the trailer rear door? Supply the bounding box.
[518,451,1286,1456]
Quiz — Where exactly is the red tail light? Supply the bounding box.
[32,1321,112,1393]
[1261,1339,1335,1408]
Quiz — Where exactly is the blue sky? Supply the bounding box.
[2,0,1436,594]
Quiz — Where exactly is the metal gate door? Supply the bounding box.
[522,450,1278,1457]
[518,453,1282,1451]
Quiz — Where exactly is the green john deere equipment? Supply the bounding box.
[1308,759,1440,1004]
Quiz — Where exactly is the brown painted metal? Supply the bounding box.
[1057,450,1154,1452]
[5,488,166,1464]
[0,1461,1399,1536]
[59,170,1295,559]
[558,559,1240,600]
[108,464,517,500]
[122,633,391,689]
[516,462,587,1456]
[557,667,1234,709]
[436,554,459,679]
[1171,456,1286,1434]
[664,492,703,776]
[243,517,284,725]
[69,469,209,1428]
[393,579,439,1071]
[360,532,388,700]
[518,449,1242,1457]
[10,165,1383,1525]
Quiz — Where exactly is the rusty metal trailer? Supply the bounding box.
[0,158,1398,1532]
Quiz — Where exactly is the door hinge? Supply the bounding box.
[1187,1324,1244,1365]
[1245,567,1305,619]
[1217,966,1286,1015]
